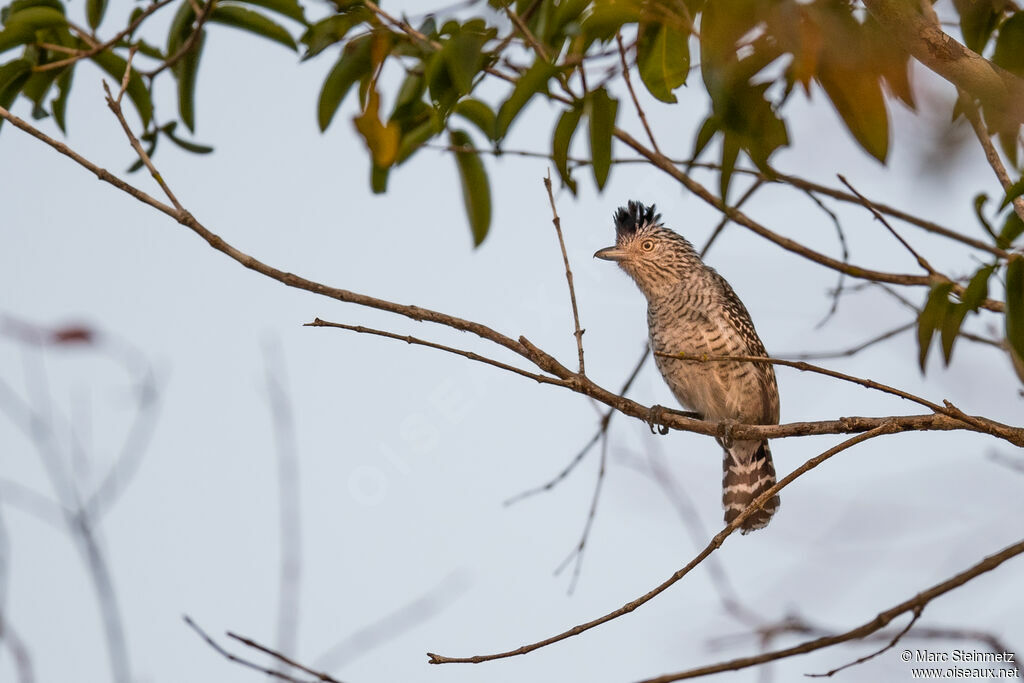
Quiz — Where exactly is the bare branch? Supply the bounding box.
[960,92,1024,224]
[788,322,915,361]
[700,178,764,258]
[543,172,586,375]
[305,318,564,387]
[635,537,1024,682]
[553,428,608,594]
[838,175,941,278]
[142,0,214,78]
[426,426,898,664]
[102,82,184,211]
[616,33,660,154]
[184,616,336,683]
[805,607,922,678]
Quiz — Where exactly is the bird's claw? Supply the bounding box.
[646,405,670,435]
[719,419,737,449]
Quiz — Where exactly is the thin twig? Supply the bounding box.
[635,538,1024,682]
[504,344,649,506]
[142,0,213,78]
[427,426,899,664]
[554,429,609,594]
[700,178,763,258]
[102,82,184,211]
[228,632,346,683]
[543,172,586,374]
[305,318,564,386]
[788,322,915,360]
[959,91,1024,225]
[34,0,176,72]
[838,175,941,278]
[801,189,850,328]
[616,33,660,154]
[805,607,922,678]
[184,616,333,682]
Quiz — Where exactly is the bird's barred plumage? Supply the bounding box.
[597,201,780,532]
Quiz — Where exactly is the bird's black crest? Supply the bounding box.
[614,201,660,236]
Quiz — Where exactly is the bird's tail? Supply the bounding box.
[722,441,779,533]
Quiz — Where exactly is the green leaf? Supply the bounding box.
[552,103,583,194]
[441,24,490,95]
[953,0,1000,53]
[0,6,66,53]
[917,282,954,372]
[582,0,645,42]
[816,58,889,162]
[453,98,496,140]
[91,49,153,127]
[51,63,72,131]
[166,0,197,55]
[0,58,30,130]
[1000,176,1024,210]
[450,129,491,246]
[973,193,998,242]
[395,112,439,164]
[317,35,372,131]
[209,4,297,51]
[86,0,107,30]
[299,10,369,59]
[719,131,740,204]
[162,122,214,154]
[587,86,617,191]
[636,22,689,103]
[690,115,718,164]
[18,64,58,108]
[495,59,557,139]
[940,303,967,364]
[939,262,995,365]
[173,28,204,131]
[231,0,306,24]
[993,12,1024,77]
[1006,256,1024,374]
[963,264,995,311]
[999,211,1024,249]
[392,70,425,117]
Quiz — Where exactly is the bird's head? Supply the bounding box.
[594,201,698,295]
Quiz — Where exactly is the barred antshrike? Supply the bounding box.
[595,201,780,533]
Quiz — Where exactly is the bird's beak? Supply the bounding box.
[594,245,626,262]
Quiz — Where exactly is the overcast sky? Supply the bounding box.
[1,4,1022,682]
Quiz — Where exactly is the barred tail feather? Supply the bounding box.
[722,441,779,533]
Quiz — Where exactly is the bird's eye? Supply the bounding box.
[641,239,655,251]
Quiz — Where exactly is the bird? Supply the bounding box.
[594,201,780,533]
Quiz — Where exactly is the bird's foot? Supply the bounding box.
[646,404,670,435]
[718,419,738,449]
